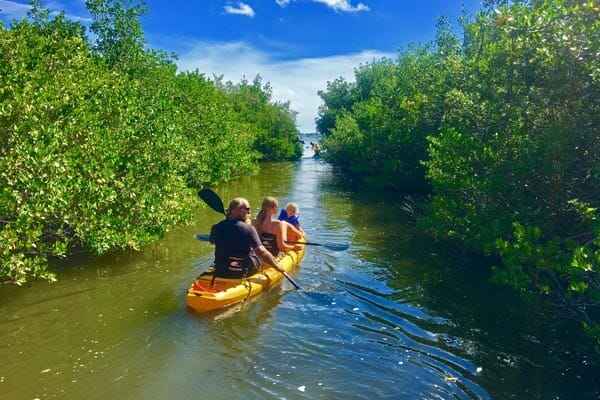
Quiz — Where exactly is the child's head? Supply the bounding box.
[285,202,299,217]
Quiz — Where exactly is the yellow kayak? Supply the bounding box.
[186,243,305,313]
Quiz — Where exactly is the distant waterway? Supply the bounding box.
[1,139,598,399]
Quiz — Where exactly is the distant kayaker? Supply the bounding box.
[209,197,285,278]
[252,197,304,258]
[311,142,321,156]
[278,202,305,235]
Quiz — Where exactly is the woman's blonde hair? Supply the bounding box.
[255,196,278,233]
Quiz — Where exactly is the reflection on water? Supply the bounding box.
[1,137,598,399]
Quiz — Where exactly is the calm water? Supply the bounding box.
[1,141,598,399]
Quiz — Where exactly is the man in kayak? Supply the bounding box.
[209,197,286,278]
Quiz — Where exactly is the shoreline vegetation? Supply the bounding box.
[316,1,599,344]
[0,1,302,285]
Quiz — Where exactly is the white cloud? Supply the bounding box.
[314,0,369,12]
[224,2,255,17]
[0,0,30,18]
[275,0,369,13]
[176,41,393,132]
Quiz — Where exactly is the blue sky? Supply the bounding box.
[0,0,484,132]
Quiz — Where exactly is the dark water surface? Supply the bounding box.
[1,143,598,399]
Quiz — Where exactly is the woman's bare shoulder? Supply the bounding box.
[272,219,286,229]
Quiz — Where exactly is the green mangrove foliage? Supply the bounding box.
[86,0,149,74]
[316,1,600,339]
[317,18,461,191]
[216,75,303,161]
[0,0,301,284]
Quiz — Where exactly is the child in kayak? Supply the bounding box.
[278,202,306,236]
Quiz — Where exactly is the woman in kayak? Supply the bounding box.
[252,197,304,258]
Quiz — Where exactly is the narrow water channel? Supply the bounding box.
[1,139,598,399]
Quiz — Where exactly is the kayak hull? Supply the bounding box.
[186,244,305,313]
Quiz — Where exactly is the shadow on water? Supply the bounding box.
[334,184,600,399]
[1,137,599,399]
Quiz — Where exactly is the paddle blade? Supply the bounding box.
[195,234,211,242]
[198,188,226,215]
[320,243,350,251]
